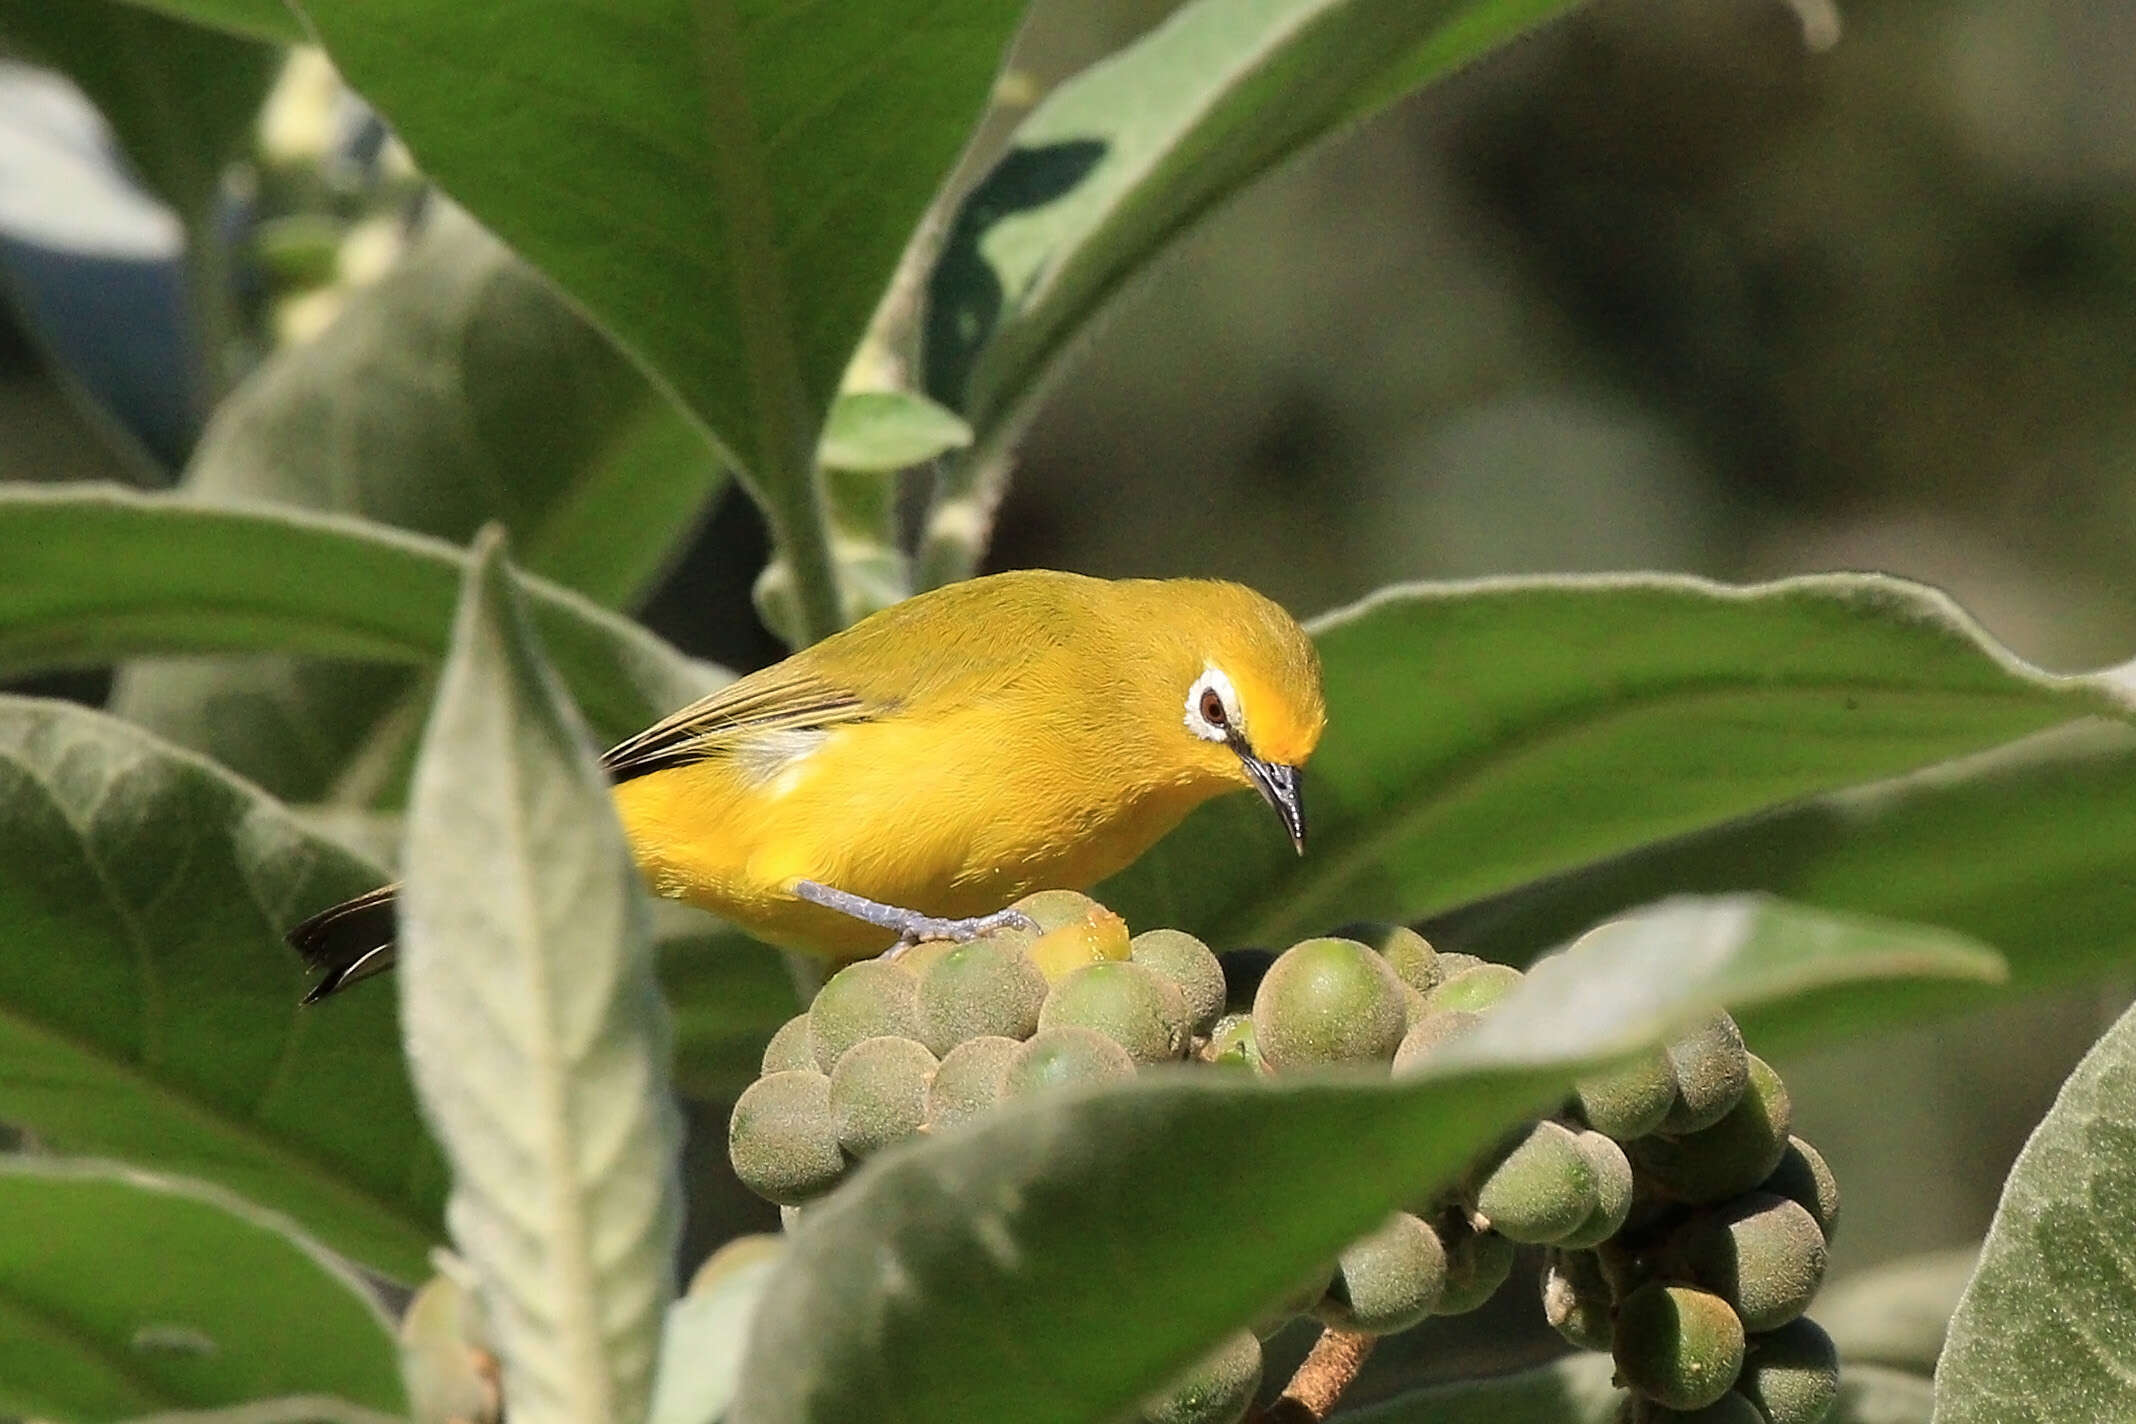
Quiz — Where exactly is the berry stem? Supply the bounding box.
[1248,1327,1377,1423]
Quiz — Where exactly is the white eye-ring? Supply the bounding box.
[1184,665,1243,744]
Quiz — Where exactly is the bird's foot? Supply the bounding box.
[792,880,1037,959]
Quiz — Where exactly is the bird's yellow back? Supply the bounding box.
[609,570,1324,959]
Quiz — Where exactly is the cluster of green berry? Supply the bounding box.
[727,897,1841,1424]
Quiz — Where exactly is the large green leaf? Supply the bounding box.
[0,695,439,1278]
[0,484,724,745]
[274,0,1023,549]
[111,208,725,800]
[917,0,1578,580]
[0,1159,401,1422]
[1431,723,2136,1003]
[727,896,2000,1424]
[1099,574,2131,951]
[399,532,681,1424]
[1932,996,2136,1423]
[0,1,278,226]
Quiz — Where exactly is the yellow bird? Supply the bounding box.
[289,568,1325,1000]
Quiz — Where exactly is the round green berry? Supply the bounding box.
[1135,1329,1261,1424]
[729,1070,845,1205]
[827,1035,937,1157]
[1039,960,1191,1063]
[1672,1193,1828,1333]
[1252,937,1408,1069]
[1637,1055,1793,1205]
[1433,1220,1515,1315]
[760,1013,814,1074]
[1315,1212,1447,1334]
[1613,1283,1747,1412]
[1540,1248,1614,1351]
[1202,1013,1264,1071]
[924,1034,1020,1131]
[1003,1026,1138,1097]
[1131,929,1227,1035]
[916,938,1048,1054]
[1734,1317,1839,1424]
[1423,962,1524,1014]
[1663,1015,1750,1134]
[1576,1046,1679,1140]
[1393,1010,1483,1075]
[1761,1137,1840,1245]
[1334,920,1442,993]
[808,960,922,1072]
[1472,1120,1600,1245]
[1558,1130,1636,1249]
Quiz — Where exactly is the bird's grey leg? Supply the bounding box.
[792,880,1037,955]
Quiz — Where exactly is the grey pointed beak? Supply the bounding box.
[1241,755,1306,854]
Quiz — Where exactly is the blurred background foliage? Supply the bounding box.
[3,0,2131,1387]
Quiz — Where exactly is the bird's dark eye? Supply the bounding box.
[1200,687,1228,729]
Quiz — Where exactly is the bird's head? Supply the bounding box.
[1157,581,1326,854]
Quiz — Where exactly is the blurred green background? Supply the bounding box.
[6,0,2132,1358]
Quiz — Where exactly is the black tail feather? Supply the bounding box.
[288,886,400,1003]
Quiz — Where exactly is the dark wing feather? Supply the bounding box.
[601,661,878,783]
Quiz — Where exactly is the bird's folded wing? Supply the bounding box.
[601,663,875,782]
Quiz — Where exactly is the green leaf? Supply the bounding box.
[0,1,279,225]
[111,207,725,800]
[1818,1248,1979,1376]
[0,484,725,746]
[728,895,2000,1424]
[1931,996,2136,1423]
[0,694,441,1277]
[1344,1355,1935,1424]
[281,0,1022,502]
[1433,723,2136,1005]
[113,0,303,46]
[818,392,973,473]
[399,531,682,1424]
[0,1158,402,1422]
[648,1243,786,1424]
[923,0,1577,456]
[1100,574,2131,950]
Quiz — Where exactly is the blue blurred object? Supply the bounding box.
[0,58,197,470]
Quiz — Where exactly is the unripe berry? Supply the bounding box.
[1761,1137,1840,1245]
[1575,1046,1678,1141]
[1540,1248,1614,1351]
[1672,1193,1828,1333]
[1040,960,1192,1063]
[1392,1009,1483,1074]
[1734,1317,1839,1424]
[1334,920,1441,993]
[1135,1329,1261,1424]
[916,938,1048,1054]
[808,960,921,1072]
[827,1036,937,1157]
[924,1035,1020,1131]
[1558,1130,1636,1249]
[1201,1014,1264,1071]
[1251,937,1408,1069]
[1637,1055,1792,1205]
[729,1070,845,1205]
[1662,1016,1750,1133]
[1422,962,1524,1014]
[1613,1283,1746,1411]
[760,1013,814,1074]
[1315,1212,1447,1334]
[1131,929,1227,1035]
[1472,1120,1599,1244]
[1003,1026,1137,1097]
[1433,1219,1515,1315]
